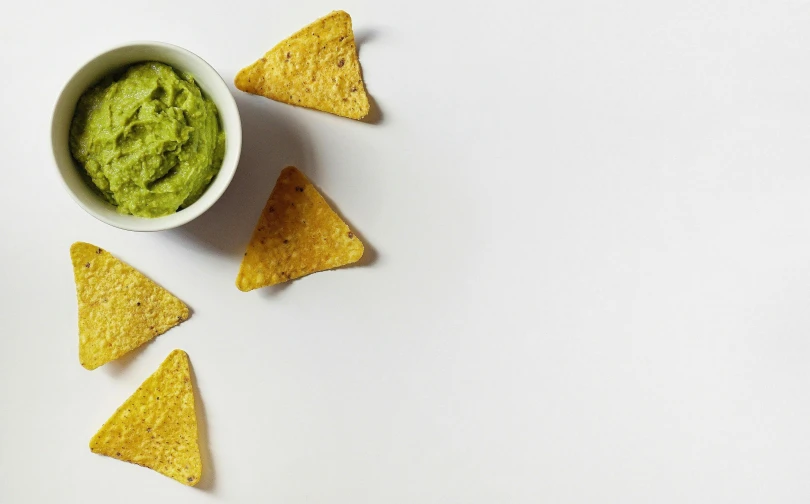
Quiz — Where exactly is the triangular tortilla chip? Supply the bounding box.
[234,10,370,120]
[236,166,364,291]
[70,242,189,370]
[90,349,202,486]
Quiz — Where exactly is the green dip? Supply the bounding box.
[69,62,226,218]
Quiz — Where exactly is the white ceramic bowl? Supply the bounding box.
[51,41,242,231]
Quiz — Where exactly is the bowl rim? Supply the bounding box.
[51,40,242,232]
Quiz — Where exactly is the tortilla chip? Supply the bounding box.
[90,349,202,486]
[236,166,364,291]
[70,242,189,370]
[234,10,370,120]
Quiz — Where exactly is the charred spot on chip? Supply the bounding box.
[97,248,102,254]
[348,232,354,239]
[295,186,304,192]
[268,206,275,212]
[85,262,90,268]
[136,302,141,306]
[286,52,290,59]
[188,476,194,482]
[283,239,289,244]
[338,58,345,67]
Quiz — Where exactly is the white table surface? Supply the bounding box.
[3,1,810,502]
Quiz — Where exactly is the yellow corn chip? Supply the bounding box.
[236,166,364,291]
[234,10,370,120]
[90,349,202,486]
[70,242,189,370]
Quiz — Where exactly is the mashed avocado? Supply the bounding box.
[70,62,226,218]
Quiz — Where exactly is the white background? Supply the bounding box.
[2,0,810,502]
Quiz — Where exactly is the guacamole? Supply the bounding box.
[69,62,226,218]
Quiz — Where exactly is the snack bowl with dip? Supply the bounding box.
[51,41,242,232]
